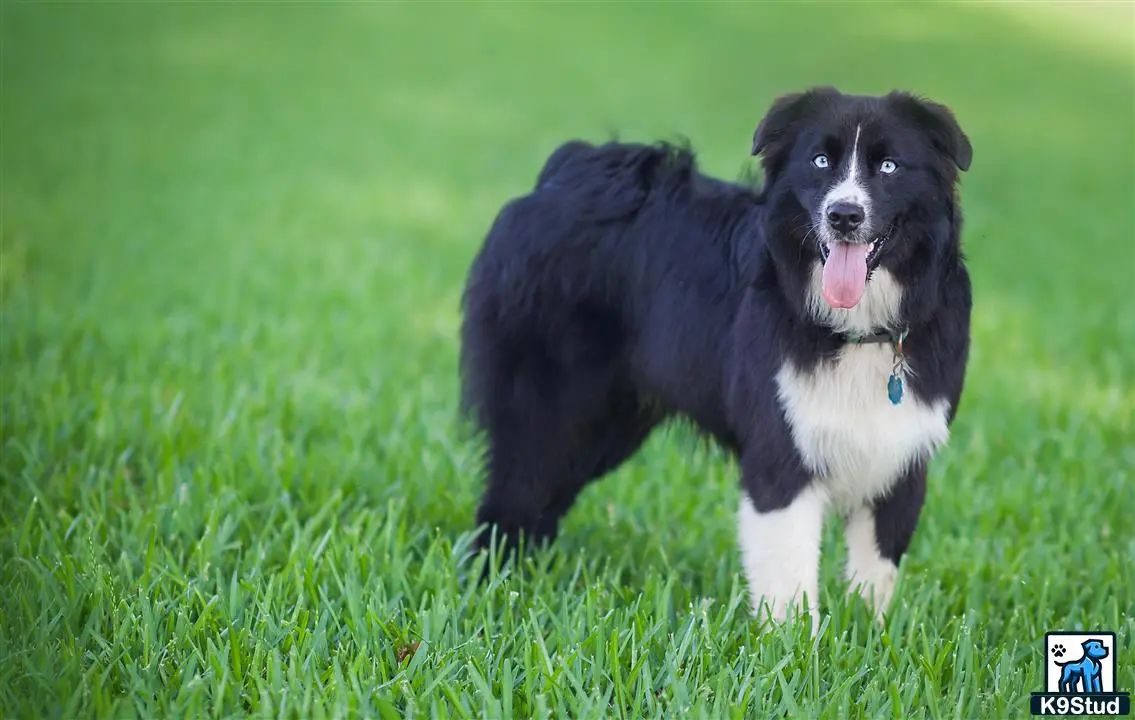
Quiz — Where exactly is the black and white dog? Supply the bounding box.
[459,87,973,626]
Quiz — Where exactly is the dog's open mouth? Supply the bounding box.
[817,223,896,310]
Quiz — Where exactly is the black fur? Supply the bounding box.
[459,87,973,568]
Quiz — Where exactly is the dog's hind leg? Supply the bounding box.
[469,296,638,569]
[534,391,662,540]
[470,333,604,560]
[475,388,659,555]
[473,396,573,559]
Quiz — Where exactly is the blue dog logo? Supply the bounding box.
[1054,639,1109,694]
[1031,631,1130,716]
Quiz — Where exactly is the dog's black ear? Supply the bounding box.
[889,93,973,171]
[751,86,838,157]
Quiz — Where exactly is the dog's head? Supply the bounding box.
[1082,640,1109,660]
[752,87,971,317]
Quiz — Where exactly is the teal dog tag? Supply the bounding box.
[887,374,904,405]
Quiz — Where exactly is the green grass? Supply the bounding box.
[2,3,1133,718]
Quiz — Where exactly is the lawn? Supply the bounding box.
[1,2,1132,718]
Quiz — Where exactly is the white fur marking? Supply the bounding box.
[737,485,825,630]
[844,505,898,621]
[824,124,869,211]
[775,345,950,512]
[806,264,904,336]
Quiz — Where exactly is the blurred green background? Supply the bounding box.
[2,2,1133,717]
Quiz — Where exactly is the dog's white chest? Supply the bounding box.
[775,345,950,509]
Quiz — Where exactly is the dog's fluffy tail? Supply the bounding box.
[530,138,697,223]
[534,140,595,189]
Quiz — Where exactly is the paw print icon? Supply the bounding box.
[1052,644,1066,658]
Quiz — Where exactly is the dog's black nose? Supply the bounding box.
[826,202,865,234]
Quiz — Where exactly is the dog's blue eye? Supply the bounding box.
[879,159,898,175]
[812,154,829,169]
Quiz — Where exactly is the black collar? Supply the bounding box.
[839,327,909,346]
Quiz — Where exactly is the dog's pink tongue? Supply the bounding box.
[822,242,870,309]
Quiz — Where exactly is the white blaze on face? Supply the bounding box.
[824,124,869,215]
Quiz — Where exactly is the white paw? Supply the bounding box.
[846,567,896,622]
[844,506,898,622]
[751,593,821,635]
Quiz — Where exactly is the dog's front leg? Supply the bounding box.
[845,461,928,621]
[737,453,826,631]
